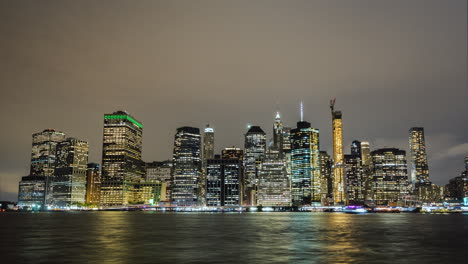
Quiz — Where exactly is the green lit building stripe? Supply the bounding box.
[104,115,143,128]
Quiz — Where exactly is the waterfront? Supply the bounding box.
[0,212,466,263]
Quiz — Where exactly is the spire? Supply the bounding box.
[300,101,304,122]
[275,111,281,120]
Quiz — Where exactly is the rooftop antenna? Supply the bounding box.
[300,101,304,122]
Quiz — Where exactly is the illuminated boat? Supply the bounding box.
[343,205,368,214]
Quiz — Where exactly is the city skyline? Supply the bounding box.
[1,0,467,201]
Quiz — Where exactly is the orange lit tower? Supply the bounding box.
[330,99,347,205]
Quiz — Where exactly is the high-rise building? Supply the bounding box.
[290,121,320,205]
[273,112,283,151]
[351,140,362,157]
[409,127,430,188]
[221,147,244,161]
[85,163,101,204]
[281,127,292,154]
[145,161,172,202]
[330,99,346,204]
[319,151,333,203]
[100,111,144,206]
[244,126,266,205]
[24,129,66,208]
[206,156,243,207]
[344,154,363,204]
[18,175,47,209]
[203,125,215,161]
[360,141,371,167]
[256,150,291,206]
[52,137,89,207]
[171,126,201,206]
[370,148,409,206]
[30,129,66,177]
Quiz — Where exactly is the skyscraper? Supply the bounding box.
[244,126,266,205]
[409,127,429,188]
[256,150,291,206]
[344,154,363,204]
[203,125,215,161]
[319,151,333,204]
[370,148,409,206]
[52,137,89,208]
[171,126,201,206]
[85,163,101,204]
[206,156,243,207]
[360,141,373,201]
[30,129,66,177]
[100,111,144,206]
[290,121,320,205]
[330,99,346,205]
[273,112,283,151]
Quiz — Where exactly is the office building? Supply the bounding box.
[409,127,430,188]
[145,161,172,202]
[206,157,243,206]
[319,151,333,203]
[244,126,266,205]
[52,137,89,207]
[30,129,66,177]
[171,126,202,206]
[17,176,47,209]
[85,163,101,204]
[290,121,320,205]
[257,150,291,206]
[222,147,244,161]
[370,148,409,206]
[100,111,144,206]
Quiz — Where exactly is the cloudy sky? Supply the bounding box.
[1,0,466,201]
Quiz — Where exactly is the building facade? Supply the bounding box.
[290,121,320,205]
[206,157,243,207]
[244,126,266,205]
[52,137,89,208]
[85,163,101,204]
[145,161,172,203]
[370,148,409,206]
[100,111,144,206]
[256,150,291,206]
[330,100,346,205]
[409,127,430,188]
[171,126,202,206]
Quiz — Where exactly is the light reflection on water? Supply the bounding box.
[0,212,466,263]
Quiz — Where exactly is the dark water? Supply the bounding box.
[1,212,467,263]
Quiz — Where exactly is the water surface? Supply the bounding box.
[1,212,466,263]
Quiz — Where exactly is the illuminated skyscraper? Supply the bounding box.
[360,141,373,200]
[319,151,333,202]
[281,127,292,154]
[257,150,291,206]
[409,127,429,188]
[330,99,346,204]
[370,148,409,206]
[30,129,66,177]
[203,125,215,160]
[222,147,244,161]
[201,125,214,205]
[244,126,266,205]
[273,112,283,151]
[100,111,144,206]
[206,156,243,206]
[344,153,363,204]
[290,121,320,205]
[52,137,89,207]
[360,141,371,167]
[171,126,201,206]
[85,163,101,204]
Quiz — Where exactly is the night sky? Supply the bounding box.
[1,0,467,201]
